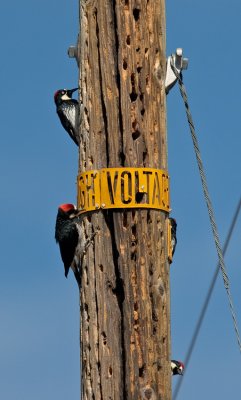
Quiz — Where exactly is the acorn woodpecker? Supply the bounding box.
[171,360,184,376]
[169,217,177,258]
[54,88,80,146]
[55,203,81,286]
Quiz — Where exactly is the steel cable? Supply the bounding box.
[170,58,241,355]
[173,197,241,399]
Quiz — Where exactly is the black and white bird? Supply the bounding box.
[55,203,81,286]
[169,218,177,258]
[55,203,96,286]
[54,88,80,146]
[171,360,184,376]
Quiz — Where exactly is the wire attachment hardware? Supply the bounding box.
[68,37,79,66]
[165,48,188,94]
[68,46,77,59]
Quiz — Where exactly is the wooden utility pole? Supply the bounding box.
[77,1,170,399]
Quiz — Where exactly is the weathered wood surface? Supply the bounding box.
[77,1,171,399]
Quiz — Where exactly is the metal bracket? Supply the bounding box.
[165,48,188,94]
[68,46,77,59]
[68,37,79,66]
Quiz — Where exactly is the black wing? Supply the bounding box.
[59,226,79,277]
[57,100,79,146]
[55,214,79,277]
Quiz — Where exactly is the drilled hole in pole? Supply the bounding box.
[123,59,128,70]
[135,192,145,203]
[130,72,138,102]
[132,130,141,140]
[131,223,137,236]
[123,212,128,228]
[139,364,146,378]
[144,388,154,400]
[101,331,107,345]
[133,8,140,21]
[130,92,138,102]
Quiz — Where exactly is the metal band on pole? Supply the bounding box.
[77,167,170,214]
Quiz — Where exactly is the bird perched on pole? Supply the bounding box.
[55,203,81,286]
[54,88,80,146]
[169,217,177,260]
[171,360,184,376]
[55,204,96,287]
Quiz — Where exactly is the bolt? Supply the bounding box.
[140,387,156,400]
[101,203,106,208]
[95,204,99,209]
[68,46,77,58]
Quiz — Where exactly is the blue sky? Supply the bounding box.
[0,1,240,399]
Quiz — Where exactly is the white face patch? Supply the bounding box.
[61,93,71,101]
[69,213,77,219]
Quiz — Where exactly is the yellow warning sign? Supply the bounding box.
[77,168,170,214]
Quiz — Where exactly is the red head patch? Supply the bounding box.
[54,90,61,100]
[59,203,76,213]
[180,362,185,370]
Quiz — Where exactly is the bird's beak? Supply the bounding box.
[68,88,78,96]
